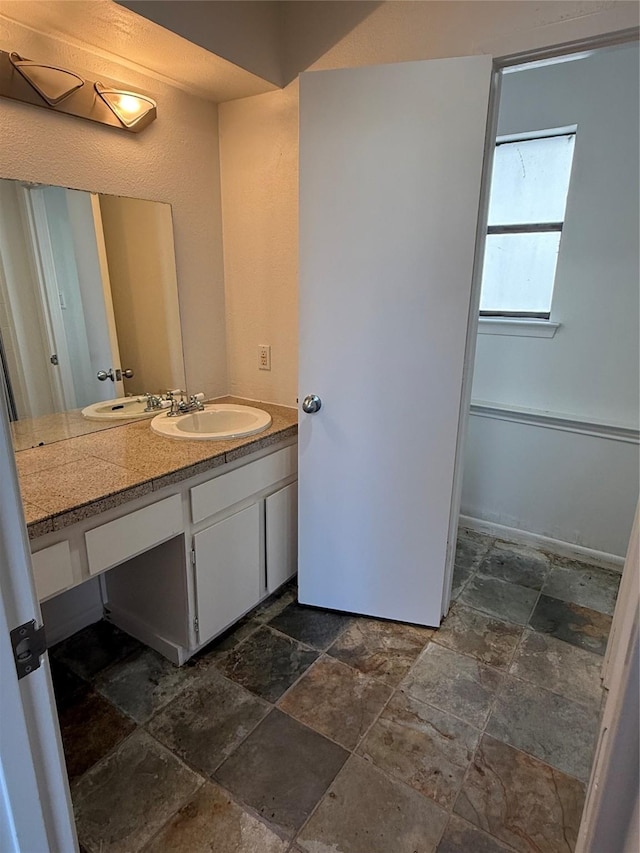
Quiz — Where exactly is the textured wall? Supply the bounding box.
[219,0,639,406]
[0,15,228,400]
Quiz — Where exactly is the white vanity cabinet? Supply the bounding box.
[189,444,298,645]
[266,481,298,593]
[30,439,298,664]
[193,504,261,643]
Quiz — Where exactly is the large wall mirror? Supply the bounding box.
[0,179,186,448]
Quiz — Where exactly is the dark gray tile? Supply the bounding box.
[215,709,348,838]
[358,690,480,808]
[191,616,259,666]
[455,735,585,853]
[73,730,202,853]
[279,655,392,750]
[529,594,612,656]
[403,643,502,728]
[142,781,288,853]
[486,676,599,782]
[460,575,539,626]
[479,544,550,590]
[297,754,447,853]
[542,562,621,616]
[58,689,135,781]
[147,668,269,777]
[95,647,200,724]
[217,626,318,702]
[435,604,523,669]
[437,815,513,853]
[510,628,604,707]
[49,656,89,712]
[455,535,490,572]
[268,602,352,650]
[451,561,474,600]
[52,620,143,680]
[252,581,297,623]
[328,617,433,687]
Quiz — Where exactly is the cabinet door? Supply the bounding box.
[266,482,298,593]
[194,504,260,643]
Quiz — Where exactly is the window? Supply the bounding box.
[479,130,576,319]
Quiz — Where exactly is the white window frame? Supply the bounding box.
[479,124,577,338]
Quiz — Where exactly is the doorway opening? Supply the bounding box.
[448,34,638,847]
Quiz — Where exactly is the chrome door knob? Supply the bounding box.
[122,368,134,379]
[302,394,322,414]
[97,369,115,381]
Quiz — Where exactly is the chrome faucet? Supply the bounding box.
[143,393,169,412]
[166,390,205,417]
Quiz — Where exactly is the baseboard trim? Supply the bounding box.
[459,514,625,572]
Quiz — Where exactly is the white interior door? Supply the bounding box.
[298,56,492,626]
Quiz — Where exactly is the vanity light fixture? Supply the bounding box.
[0,48,157,133]
[9,52,84,105]
[94,82,156,130]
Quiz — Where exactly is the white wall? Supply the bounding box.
[472,45,640,426]
[461,43,639,557]
[0,14,228,401]
[219,0,639,407]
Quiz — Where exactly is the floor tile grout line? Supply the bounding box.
[68,542,610,851]
[139,725,296,847]
[290,632,442,847]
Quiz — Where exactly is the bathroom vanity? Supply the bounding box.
[18,399,298,664]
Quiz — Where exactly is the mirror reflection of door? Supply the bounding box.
[0,182,185,423]
[28,186,125,412]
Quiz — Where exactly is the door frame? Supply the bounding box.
[445,25,640,616]
[0,379,77,850]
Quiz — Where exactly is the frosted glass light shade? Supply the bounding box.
[10,53,84,105]
[94,82,156,129]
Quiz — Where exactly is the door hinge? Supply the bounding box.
[193,616,199,635]
[190,549,196,567]
[10,620,47,680]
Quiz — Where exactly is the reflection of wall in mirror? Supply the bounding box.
[100,196,185,397]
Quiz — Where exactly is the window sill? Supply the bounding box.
[477,317,560,338]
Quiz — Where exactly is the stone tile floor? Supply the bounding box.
[50,530,621,853]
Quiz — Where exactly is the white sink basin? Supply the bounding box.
[82,397,152,421]
[151,404,272,441]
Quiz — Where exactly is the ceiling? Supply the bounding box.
[0,0,280,102]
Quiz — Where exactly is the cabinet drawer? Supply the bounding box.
[31,541,74,601]
[191,445,297,524]
[85,494,183,576]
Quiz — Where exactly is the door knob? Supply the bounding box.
[302,394,322,414]
[122,368,134,379]
[97,369,115,381]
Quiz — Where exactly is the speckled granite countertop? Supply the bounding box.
[16,398,298,540]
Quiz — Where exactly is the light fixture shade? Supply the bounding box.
[94,82,156,130]
[10,52,84,105]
